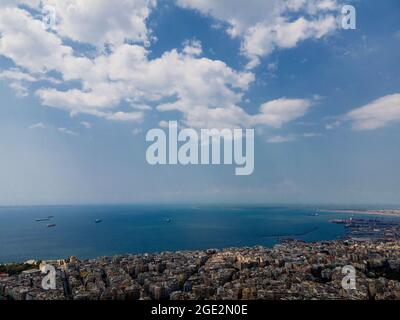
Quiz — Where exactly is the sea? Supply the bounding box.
[0,204,397,263]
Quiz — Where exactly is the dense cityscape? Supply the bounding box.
[1,236,400,300]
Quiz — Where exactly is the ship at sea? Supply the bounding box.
[95,219,102,224]
[0,205,376,263]
[36,216,54,222]
[47,224,56,228]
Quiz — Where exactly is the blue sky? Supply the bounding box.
[0,0,399,205]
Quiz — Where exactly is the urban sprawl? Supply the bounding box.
[1,218,400,300]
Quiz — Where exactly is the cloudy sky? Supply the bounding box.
[0,0,399,205]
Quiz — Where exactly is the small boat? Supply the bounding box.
[330,219,345,224]
[47,224,56,228]
[95,219,102,224]
[308,212,320,217]
[36,218,50,222]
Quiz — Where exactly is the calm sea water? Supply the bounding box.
[0,204,389,263]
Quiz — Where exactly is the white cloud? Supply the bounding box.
[242,15,337,68]
[36,86,124,114]
[266,131,320,144]
[0,68,36,96]
[0,69,36,82]
[0,2,313,130]
[29,122,47,129]
[166,97,312,129]
[253,98,312,128]
[0,67,62,96]
[159,120,169,128]
[37,42,255,126]
[40,0,156,47]
[80,121,92,129]
[0,0,41,8]
[346,93,400,130]
[58,127,78,136]
[9,81,30,97]
[102,111,145,122]
[303,132,320,138]
[182,39,203,56]
[176,0,340,68]
[0,7,73,73]
[267,135,297,143]
[325,120,341,130]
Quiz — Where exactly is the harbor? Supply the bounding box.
[330,218,400,240]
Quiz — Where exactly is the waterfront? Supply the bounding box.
[1,205,400,263]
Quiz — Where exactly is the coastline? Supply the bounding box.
[3,205,400,264]
[319,209,400,217]
[0,205,350,264]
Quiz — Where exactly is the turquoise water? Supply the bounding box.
[0,205,375,263]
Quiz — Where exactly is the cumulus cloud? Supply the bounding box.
[0,0,155,47]
[176,0,340,68]
[0,7,73,73]
[167,97,312,129]
[36,42,256,126]
[253,98,312,128]
[346,93,400,130]
[242,15,337,68]
[0,68,61,96]
[0,68,36,97]
[0,2,314,130]
[0,69,36,82]
[40,0,156,47]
